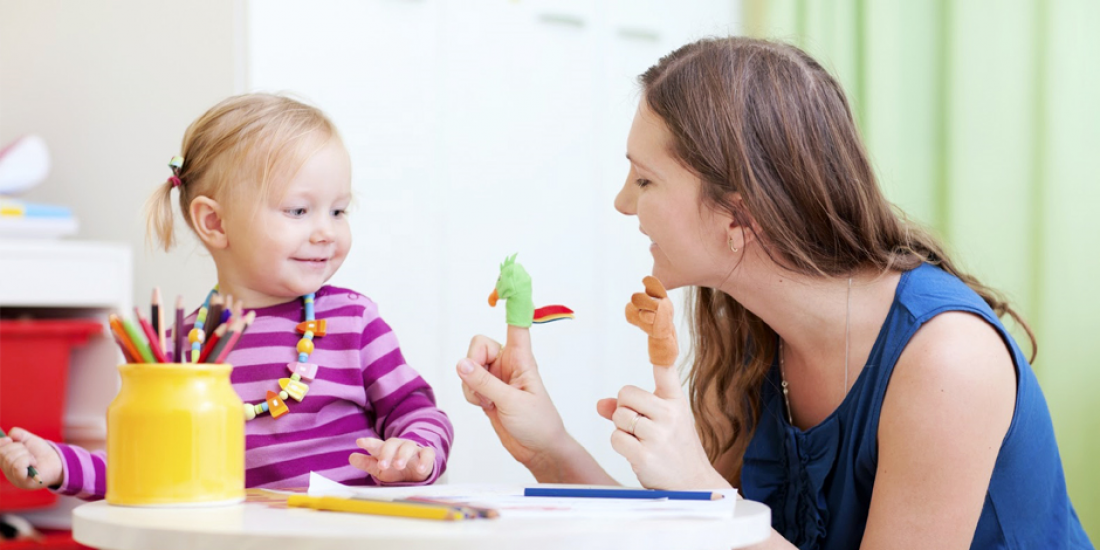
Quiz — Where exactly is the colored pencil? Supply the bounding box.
[287,495,466,521]
[122,318,155,363]
[152,287,166,358]
[0,429,42,484]
[197,324,228,364]
[399,496,499,519]
[108,314,142,363]
[205,294,224,336]
[134,307,168,363]
[174,295,185,363]
[211,312,254,364]
[523,487,724,501]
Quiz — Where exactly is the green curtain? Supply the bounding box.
[745,0,1100,539]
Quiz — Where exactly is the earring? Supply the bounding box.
[728,237,738,253]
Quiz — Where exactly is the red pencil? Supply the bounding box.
[197,323,228,364]
[134,306,168,363]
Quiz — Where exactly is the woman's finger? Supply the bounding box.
[596,397,617,420]
[615,385,666,419]
[651,363,685,400]
[612,406,648,440]
[466,335,502,368]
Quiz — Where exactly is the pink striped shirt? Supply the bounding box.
[51,285,453,499]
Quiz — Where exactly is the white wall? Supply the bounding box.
[0,0,238,311]
[246,0,740,485]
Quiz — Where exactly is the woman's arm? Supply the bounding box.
[457,330,617,485]
[861,312,1016,549]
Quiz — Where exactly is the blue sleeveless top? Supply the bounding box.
[741,264,1093,550]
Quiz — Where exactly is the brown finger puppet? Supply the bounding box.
[624,276,678,367]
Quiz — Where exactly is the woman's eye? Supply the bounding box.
[635,178,652,188]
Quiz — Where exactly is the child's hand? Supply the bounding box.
[349,437,435,483]
[0,428,63,489]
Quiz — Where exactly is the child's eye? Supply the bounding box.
[635,178,651,188]
[285,208,307,217]
[332,209,347,218]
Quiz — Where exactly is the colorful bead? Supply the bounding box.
[244,403,256,421]
[279,391,289,401]
[259,401,269,413]
[266,390,289,418]
[279,377,310,401]
[297,338,314,354]
[296,320,327,337]
[291,373,301,382]
[188,328,204,345]
[287,362,317,381]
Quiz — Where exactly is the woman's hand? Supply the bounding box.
[0,428,62,489]
[597,363,730,490]
[349,437,435,483]
[456,327,569,469]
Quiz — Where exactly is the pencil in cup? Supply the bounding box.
[287,495,467,521]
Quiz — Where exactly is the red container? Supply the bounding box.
[0,319,103,511]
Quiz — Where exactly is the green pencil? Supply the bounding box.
[0,428,43,484]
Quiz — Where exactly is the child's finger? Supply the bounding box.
[355,437,384,455]
[392,442,421,471]
[415,447,435,476]
[348,452,382,477]
[376,438,405,470]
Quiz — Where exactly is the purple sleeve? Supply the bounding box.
[360,313,454,485]
[47,442,107,501]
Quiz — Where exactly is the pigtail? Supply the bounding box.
[144,178,177,252]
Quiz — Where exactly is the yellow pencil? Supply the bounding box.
[287,495,466,521]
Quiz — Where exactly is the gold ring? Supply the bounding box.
[629,412,642,436]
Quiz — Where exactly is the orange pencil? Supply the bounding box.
[109,314,142,363]
[134,307,169,363]
[197,323,228,364]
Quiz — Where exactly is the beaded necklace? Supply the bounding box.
[191,287,324,422]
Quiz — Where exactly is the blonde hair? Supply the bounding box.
[145,93,340,251]
[640,37,1036,485]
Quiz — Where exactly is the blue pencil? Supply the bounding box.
[523,487,723,501]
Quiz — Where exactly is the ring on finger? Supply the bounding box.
[629,413,642,437]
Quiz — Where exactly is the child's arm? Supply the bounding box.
[358,310,453,485]
[0,427,105,500]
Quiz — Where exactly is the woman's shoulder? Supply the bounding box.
[895,263,991,320]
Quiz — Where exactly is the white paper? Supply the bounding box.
[307,472,739,520]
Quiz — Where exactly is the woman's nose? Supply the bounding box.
[614,179,637,216]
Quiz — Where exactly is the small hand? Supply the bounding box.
[596,363,728,490]
[0,428,62,489]
[625,276,678,366]
[349,437,435,483]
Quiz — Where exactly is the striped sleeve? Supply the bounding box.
[360,312,454,485]
[47,442,106,501]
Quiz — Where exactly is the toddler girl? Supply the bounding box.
[0,93,453,496]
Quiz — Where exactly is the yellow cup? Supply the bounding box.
[106,363,244,506]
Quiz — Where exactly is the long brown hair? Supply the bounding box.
[639,37,1036,485]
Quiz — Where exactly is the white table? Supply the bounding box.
[73,492,771,550]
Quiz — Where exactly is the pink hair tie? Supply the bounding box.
[167,155,184,188]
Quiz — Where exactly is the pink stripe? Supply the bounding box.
[74,447,97,498]
[244,403,372,437]
[245,432,371,469]
[366,364,422,403]
[360,330,399,363]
